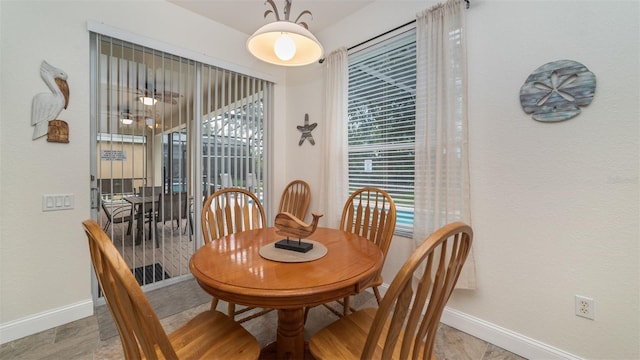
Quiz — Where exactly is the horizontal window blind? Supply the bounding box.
[348,29,416,236]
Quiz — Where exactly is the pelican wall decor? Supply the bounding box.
[31,60,70,142]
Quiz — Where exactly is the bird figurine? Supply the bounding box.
[31,60,69,140]
[275,211,323,240]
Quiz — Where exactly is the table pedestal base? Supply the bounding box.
[272,308,305,359]
[260,342,314,360]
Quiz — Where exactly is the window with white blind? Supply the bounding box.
[348,29,416,236]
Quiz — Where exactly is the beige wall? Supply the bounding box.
[285,1,639,359]
[0,0,287,342]
[97,141,146,180]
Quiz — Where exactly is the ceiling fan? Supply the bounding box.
[118,109,160,129]
[136,82,182,105]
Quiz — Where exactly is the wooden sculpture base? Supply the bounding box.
[275,239,314,253]
[47,120,69,143]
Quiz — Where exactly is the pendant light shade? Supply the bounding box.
[246,1,323,67]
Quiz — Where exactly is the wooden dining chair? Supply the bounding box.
[201,187,266,242]
[201,187,272,322]
[304,187,396,321]
[82,219,261,360]
[278,180,311,221]
[307,187,396,321]
[340,187,397,311]
[309,222,474,360]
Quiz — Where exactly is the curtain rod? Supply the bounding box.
[347,19,416,53]
[319,0,469,64]
[318,19,413,64]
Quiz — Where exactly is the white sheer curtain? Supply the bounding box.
[320,47,349,228]
[415,0,476,289]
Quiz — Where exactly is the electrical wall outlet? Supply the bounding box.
[575,295,594,320]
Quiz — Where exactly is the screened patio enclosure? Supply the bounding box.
[91,33,271,297]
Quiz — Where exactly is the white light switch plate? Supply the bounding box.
[43,194,74,211]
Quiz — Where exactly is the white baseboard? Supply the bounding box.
[0,299,94,345]
[441,307,582,360]
[373,283,580,359]
[0,294,582,360]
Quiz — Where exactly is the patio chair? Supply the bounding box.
[136,186,163,196]
[100,194,132,232]
[133,186,162,243]
[220,173,233,188]
[246,172,258,192]
[153,192,189,247]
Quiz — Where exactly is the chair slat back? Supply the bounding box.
[362,222,473,360]
[159,192,188,222]
[82,220,177,360]
[201,188,266,243]
[278,180,311,220]
[137,186,163,196]
[340,187,397,256]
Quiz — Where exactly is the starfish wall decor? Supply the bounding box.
[297,113,317,146]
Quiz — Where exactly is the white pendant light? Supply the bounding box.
[246,0,323,66]
[274,33,296,61]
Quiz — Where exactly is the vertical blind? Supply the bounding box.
[201,66,269,201]
[95,34,197,286]
[93,33,271,293]
[347,29,416,235]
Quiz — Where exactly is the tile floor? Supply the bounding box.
[1,294,526,360]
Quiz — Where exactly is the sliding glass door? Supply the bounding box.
[90,33,271,298]
[201,65,269,201]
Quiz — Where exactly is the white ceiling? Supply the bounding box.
[167,0,374,36]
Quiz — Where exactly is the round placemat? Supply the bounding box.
[259,239,328,263]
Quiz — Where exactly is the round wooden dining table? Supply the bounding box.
[190,227,384,360]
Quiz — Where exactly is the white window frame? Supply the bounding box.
[347,27,416,237]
